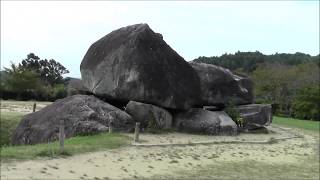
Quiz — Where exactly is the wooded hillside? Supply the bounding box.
[193,52,320,120]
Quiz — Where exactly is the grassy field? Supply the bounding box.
[1,100,52,106]
[0,100,52,113]
[0,111,24,146]
[0,100,52,146]
[273,116,320,132]
[0,133,130,161]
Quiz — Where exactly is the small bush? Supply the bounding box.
[225,102,244,127]
[146,115,162,134]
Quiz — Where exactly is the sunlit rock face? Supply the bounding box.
[80,23,200,110]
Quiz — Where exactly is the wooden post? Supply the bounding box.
[59,119,65,153]
[134,122,140,142]
[107,112,114,133]
[109,118,113,133]
[33,102,36,112]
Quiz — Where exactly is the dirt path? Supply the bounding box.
[1,126,319,180]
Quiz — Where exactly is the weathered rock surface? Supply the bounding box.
[125,101,172,129]
[190,62,253,106]
[174,109,238,135]
[232,104,272,130]
[80,23,200,110]
[11,95,133,145]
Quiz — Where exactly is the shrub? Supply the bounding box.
[292,85,320,121]
[146,115,162,134]
[51,84,67,100]
[225,102,244,127]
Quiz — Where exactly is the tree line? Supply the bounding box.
[193,51,320,121]
[1,53,69,101]
[193,51,319,73]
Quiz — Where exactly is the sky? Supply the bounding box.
[1,1,319,78]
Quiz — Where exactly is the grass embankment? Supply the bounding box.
[273,116,320,132]
[0,111,130,161]
[1,133,130,161]
[0,111,24,146]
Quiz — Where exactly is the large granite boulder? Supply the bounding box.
[11,95,133,145]
[126,101,172,129]
[80,23,200,110]
[190,62,253,107]
[174,108,238,135]
[232,104,272,130]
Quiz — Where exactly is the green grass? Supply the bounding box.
[273,116,320,132]
[0,111,24,146]
[1,133,131,161]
